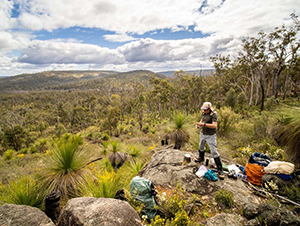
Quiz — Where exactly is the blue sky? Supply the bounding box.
[0,0,299,76]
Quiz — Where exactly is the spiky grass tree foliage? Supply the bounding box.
[0,176,45,209]
[271,108,300,165]
[122,159,146,178]
[38,134,91,199]
[80,170,127,198]
[170,112,190,150]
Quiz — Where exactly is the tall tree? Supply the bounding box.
[237,31,269,110]
[132,84,147,131]
[268,13,300,99]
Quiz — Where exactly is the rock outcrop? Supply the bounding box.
[243,203,300,226]
[57,197,143,226]
[199,213,247,226]
[0,204,55,226]
[138,149,261,207]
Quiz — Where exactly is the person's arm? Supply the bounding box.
[195,119,203,128]
[196,121,217,129]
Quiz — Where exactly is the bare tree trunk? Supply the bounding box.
[283,70,290,100]
[249,79,254,106]
[255,83,260,106]
[260,81,265,111]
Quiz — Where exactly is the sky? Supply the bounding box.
[0,0,299,77]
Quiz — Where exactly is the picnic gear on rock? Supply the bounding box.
[182,154,191,165]
[195,165,208,178]
[248,152,272,167]
[245,163,266,186]
[264,161,295,175]
[227,164,241,174]
[236,173,247,180]
[228,170,237,179]
[204,169,218,181]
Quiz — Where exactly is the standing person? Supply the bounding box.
[195,102,225,179]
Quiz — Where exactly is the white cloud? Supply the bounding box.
[194,0,299,37]
[16,0,202,33]
[103,33,137,42]
[118,35,242,63]
[0,0,299,76]
[0,0,18,31]
[0,31,31,52]
[17,39,125,64]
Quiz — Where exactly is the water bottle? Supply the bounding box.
[237,173,247,180]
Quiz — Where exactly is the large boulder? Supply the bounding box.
[0,204,55,226]
[57,197,142,226]
[138,149,261,206]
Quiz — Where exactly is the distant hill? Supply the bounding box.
[0,69,215,92]
[0,70,166,92]
[158,69,215,77]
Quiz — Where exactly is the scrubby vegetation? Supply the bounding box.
[0,15,299,225]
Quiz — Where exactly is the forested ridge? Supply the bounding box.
[0,14,300,225]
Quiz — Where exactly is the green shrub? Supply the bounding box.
[152,184,196,225]
[127,145,142,158]
[214,189,234,209]
[253,112,269,139]
[281,185,300,203]
[29,146,37,153]
[265,98,277,110]
[237,91,247,112]
[0,176,45,209]
[102,133,110,141]
[19,148,28,154]
[225,87,237,109]
[4,149,14,160]
[217,107,238,137]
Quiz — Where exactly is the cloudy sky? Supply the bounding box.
[0,0,299,76]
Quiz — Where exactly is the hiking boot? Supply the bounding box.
[214,156,225,180]
[195,150,205,162]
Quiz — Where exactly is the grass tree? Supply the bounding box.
[38,134,92,200]
[108,141,128,170]
[0,176,45,209]
[271,107,300,165]
[80,170,127,198]
[170,112,190,150]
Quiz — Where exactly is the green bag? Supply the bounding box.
[130,176,157,219]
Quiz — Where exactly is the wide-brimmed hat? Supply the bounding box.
[201,102,212,110]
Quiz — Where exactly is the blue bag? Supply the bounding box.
[204,169,218,181]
